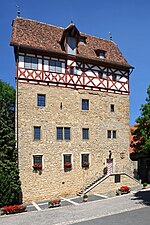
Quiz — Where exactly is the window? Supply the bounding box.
[25,56,38,70]
[37,94,45,107]
[110,104,114,112]
[34,127,41,140]
[107,130,111,139]
[79,37,86,44]
[112,74,117,81]
[115,174,121,183]
[70,67,74,75]
[107,130,116,139]
[99,51,105,59]
[33,155,42,170]
[113,130,116,139]
[68,37,76,55]
[64,154,72,170]
[57,127,70,140]
[81,154,89,168]
[64,128,70,140]
[50,60,62,73]
[82,128,89,140]
[57,127,63,140]
[82,99,89,110]
[99,72,107,79]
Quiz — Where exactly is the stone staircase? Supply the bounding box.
[77,174,107,196]
[77,171,140,196]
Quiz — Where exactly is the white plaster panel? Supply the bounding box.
[120,77,127,82]
[116,83,122,89]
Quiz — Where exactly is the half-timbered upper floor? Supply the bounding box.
[10,17,133,95]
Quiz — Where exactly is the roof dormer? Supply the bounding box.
[60,23,80,55]
[95,49,107,59]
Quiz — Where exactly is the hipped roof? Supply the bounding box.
[10,17,132,68]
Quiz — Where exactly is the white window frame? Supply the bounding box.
[80,152,90,168]
[62,153,73,169]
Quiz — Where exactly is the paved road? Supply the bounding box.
[72,207,150,225]
[0,190,150,225]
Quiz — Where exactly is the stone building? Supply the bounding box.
[10,17,138,202]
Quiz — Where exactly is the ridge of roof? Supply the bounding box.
[14,17,65,30]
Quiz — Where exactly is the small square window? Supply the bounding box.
[115,174,121,183]
[82,154,89,168]
[82,99,89,110]
[110,104,114,112]
[107,130,111,139]
[99,72,107,80]
[99,52,105,59]
[82,128,89,140]
[34,127,41,140]
[25,56,38,70]
[64,154,72,170]
[112,75,116,81]
[33,155,42,170]
[57,127,63,140]
[113,130,116,139]
[70,67,74,75]
[37,94,45,107]
[64,127,70,140]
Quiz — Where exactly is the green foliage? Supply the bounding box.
[143,182,147,187]
[83,194,88,198]
[131,85,150,154]
[0,80,22,207]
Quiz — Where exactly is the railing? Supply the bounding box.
[82,171,103,191]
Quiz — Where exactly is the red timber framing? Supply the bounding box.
[16,51,130,95]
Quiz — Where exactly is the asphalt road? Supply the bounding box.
[0,189,150,225]
[72,207,150,225]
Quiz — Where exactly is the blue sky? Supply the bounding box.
[1,0,150,125]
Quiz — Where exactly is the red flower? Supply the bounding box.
[120,186,130,192]
[2,204,26,214]
[82,162,89,167]
[33,164,42,169]
[64,162,72,168]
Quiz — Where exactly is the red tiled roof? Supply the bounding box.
[10,17,131,68]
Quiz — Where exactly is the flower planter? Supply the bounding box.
[32,164,42,170]
[0,204,26,215]
[64,163,72,168]
[116,186,130,195]
[48,198,61,208]
[82,162,89,168]
[83,198,88,202]
[82,194,88,202]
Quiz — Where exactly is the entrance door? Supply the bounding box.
[106,159,113,174]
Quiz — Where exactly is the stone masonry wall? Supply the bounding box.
[17,82,132,202]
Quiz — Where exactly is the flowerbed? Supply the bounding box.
[0,204,26,215]
[48,198,61,208]
[116,186,130,195]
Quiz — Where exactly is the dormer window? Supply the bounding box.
[99,51,105,59]
[95,49,106,59]
[67,37,76,55]
[79,36,87,45]
[60,23,79,55]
